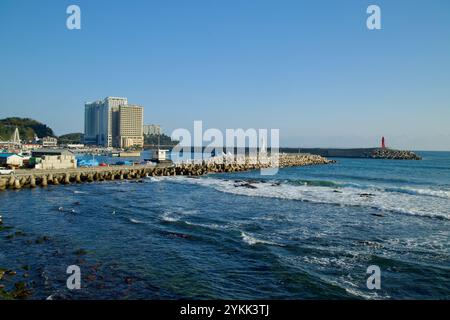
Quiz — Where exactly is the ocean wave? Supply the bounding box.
[383,186,450,199]
[167,176,450,220]
[310,181,450,200]
[160,212,180,222]
[241,232,285,246]
[285,179,340,188]
[185,221,228,230]
[129,218,143,224]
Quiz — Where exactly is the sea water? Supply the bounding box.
[0,151,449,299]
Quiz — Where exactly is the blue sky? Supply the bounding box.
[0,0,449,150]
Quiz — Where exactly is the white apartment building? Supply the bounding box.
[42,136,58,148]
[84,97,143,148]
[143,124,161,136]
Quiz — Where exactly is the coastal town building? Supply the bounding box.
[143,124,161,136]
[84,97,143,148]
[31,149,77,170]
[0,153,23,168]
[118,105,144,148]
[42,136,58,148]
[22,143,42,151]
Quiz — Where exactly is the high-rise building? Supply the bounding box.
[143,124,162,136]
[119,105,144,148]
[84,97,143,148]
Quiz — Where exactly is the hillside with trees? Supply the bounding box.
[0,117,55,141]
[58,132,83,144]
[144,133,179,146]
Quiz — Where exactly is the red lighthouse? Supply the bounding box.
[381,136,386,149]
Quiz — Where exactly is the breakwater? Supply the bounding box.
[282,148,422,160]
[0,153,333,191]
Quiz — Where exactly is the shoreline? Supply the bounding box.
[0,153,334,191]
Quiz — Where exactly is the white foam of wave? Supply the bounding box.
[185,221,228,230]
[343,183,450,200]
[73,190,87,194]
[281,255,390,300]
[390,187,450,199]
[160,212,180,222]
[165,176,450,220]
[129,218,143,224]
[241,232,285,246]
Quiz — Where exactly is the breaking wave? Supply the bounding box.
[165,176,450,220]
[241,232,285,246]
[160,212,180,222]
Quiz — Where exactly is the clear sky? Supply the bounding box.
[0,0,449,150]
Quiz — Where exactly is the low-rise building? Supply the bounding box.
[66,144,85,149]
[31,149,77,170]
[22,143,42,151]
[42,136,58,148]
[0,153,23,168]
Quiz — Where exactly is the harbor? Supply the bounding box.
[0,153,333,191]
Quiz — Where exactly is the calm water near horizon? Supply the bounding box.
[0,151,449,299]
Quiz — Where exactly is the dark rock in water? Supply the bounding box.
[5,269,17,276]
[0,269,7,280]
[271,182,281,186]
[333,190,343,193]
[359,193,375,197]
[371,213,385,217]
[234,182,257,189]
[35,235,50,244]
[357,240,383,249]
[90,263,101,272]
[124,277,133,285]
[0,225,13,232]
[12,281,33,299]
[14,230,27,237]
[73,201,81,206]
[165,232,190,239]
[74,249,88,256]
[85,274,96,282]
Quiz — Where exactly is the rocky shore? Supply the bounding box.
[0,153,333,191]
[370,148,422,160]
